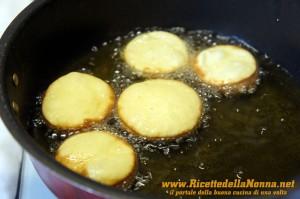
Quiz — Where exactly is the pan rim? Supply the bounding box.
[0,0,152,198]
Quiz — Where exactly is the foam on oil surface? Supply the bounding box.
[29,27,300,196]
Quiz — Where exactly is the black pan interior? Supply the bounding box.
[1,0,300,198]
[4,0,300,131]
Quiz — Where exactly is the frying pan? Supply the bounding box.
[1,0,300,198]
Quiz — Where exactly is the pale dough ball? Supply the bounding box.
[55,131,137,186]
[42,72,115,129]
[124,31,189,75]
[118,79,202,139]
[194,45,258,87]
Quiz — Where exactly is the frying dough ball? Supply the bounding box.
[123,31,189,75]
[194,45,258,92]
[56,131,137,186]
[42,72,115,129]
[118,79,202,139]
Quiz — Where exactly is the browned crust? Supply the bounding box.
[117,91,204,141]
[42,84,116,131]
[119,113,203,142]
[55,132,138,187]
[192,45,259,95]
[113,147,138,189]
